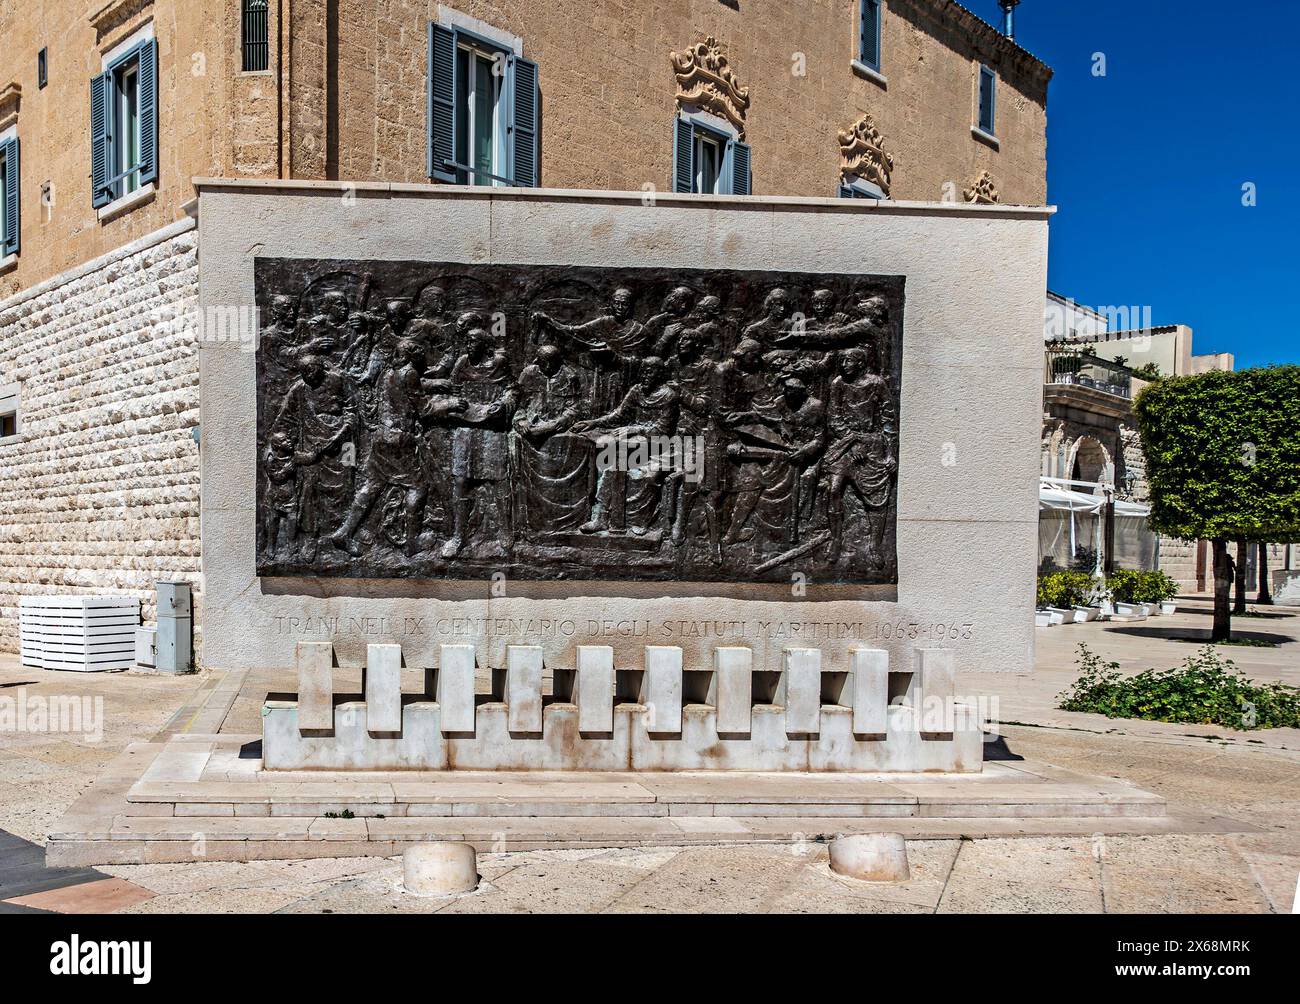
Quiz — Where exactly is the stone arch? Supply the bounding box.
[1067,436,1111,485]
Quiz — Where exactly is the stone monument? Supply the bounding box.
[195,180,1052,775]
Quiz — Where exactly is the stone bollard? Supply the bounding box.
[828,833,910,882]
[402,842,479,897]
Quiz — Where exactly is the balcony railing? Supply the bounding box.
[1044,348,1133,399]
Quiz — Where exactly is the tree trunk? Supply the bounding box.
[1212,539,1232,642]
[1233,539,1248,614]
[1257,545,1272,604]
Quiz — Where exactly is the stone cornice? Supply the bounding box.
[88,0,153,39]
[900,0,1052,87]
[0,82,20,131]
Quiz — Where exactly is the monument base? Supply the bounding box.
[45,734,1176,868]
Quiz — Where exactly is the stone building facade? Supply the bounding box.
[1,0,1050,296]
[0,1,1051,659]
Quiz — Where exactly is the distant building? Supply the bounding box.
[1040,291,1237,591]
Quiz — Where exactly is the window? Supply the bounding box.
[90,38,158,209]
[427,22,539,187]
[859,0,882,71]
[838,176,884,200]
[38,48,48,89]
[0,384,18,440]
[977,64,997,137]
[0,135,18,258]
[673,116,751,195]
[694,129,724,195]
[242,0,270,72]
[454,42,507,185]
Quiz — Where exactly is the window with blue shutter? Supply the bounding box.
[859,0,882,71]
[724,139,751,196]
[0,137,18,257]
[90,71,112,208]
[838,178,882,199]
[673,117,750,195]
[426,22,540,187]
[90,37,159,208]
[673,118,695,193]
[978,65,997,136]
[509,55,539,188]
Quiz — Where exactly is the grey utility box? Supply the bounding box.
[135,626,158,670]
[155,581,194,674]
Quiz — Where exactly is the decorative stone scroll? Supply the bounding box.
[964,169,1000,205]
[670,35,751,136]
[838,113,894,197]
[254,259,904,584]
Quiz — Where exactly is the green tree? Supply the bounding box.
[1134,367,1300,641]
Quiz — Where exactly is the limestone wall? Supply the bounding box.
[1159,537,1201,594]
[0,222,202,657]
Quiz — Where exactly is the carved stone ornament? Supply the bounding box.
[670,36,751,137]
[0,82,20,132]
[255,260,905,585]
[964,169,1000,205]
[838,113,894,197]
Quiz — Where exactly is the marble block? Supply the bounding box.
[365,644,403,733]
[506,645,544,734]
[576,645,615,733]
[296,641,334,733]
[437,644,476,734]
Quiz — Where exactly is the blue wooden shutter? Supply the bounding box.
[673,118,694,193]
[428,23,457,181]
[728,140,751,195]
[979,66,996,134]
[137,39,159,186]
[509,55,539,187]
[2,138,18,256]
[838,182,855,199]
[861,1,881,69]
[90,70,113,208]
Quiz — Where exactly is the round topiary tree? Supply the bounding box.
[1134,366,1300,641]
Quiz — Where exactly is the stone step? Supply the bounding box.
[44,737,1186,867]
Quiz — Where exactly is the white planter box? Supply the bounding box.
[1072,606,1102,622]
[18,596,141,672]
[1112,602,1147,620]
[1045,607,1074,624]
[1160,602,1178,616]
[1034,612,1053,628]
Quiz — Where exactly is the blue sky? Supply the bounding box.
[982,0,1299,369]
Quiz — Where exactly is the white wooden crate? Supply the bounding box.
[18,595,141,672]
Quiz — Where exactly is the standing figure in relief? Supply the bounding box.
[441,320,519,558]
[822,345,897,565]
[670,318,727,560]
[511,344,588,533]
[330,337,452,557]
[571,356,680,537]
[265,353,356,562]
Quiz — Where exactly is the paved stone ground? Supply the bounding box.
[2,597,1296,913]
